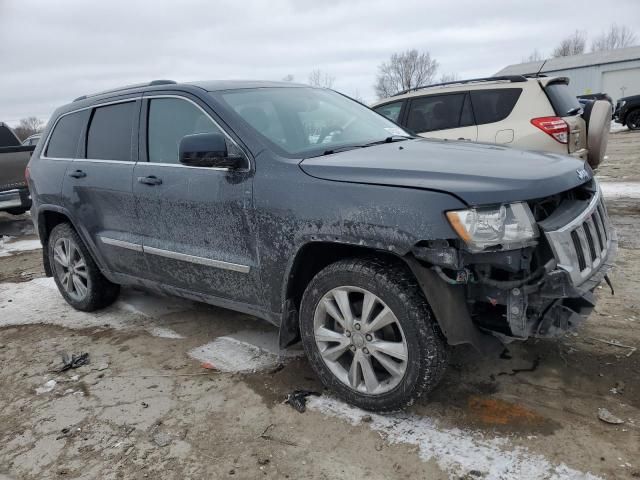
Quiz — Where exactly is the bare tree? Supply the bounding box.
[374,49,439,99]
[437,72,459,84]
[13,117,44,141]
[552,30,586,57]
[308,69,335,89]
[591,24,637,52]
[282,74,295,82]
[523,49,544,62]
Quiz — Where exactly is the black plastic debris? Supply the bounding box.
[284,389,320,413]
[59,352,90,372]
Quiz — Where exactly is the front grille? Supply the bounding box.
[543,189,613,287]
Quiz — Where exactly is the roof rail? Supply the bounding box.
[73,79,177,102]
[392,75,528,97]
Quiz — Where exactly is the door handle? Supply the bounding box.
[68,170,86,179]
[137,175,163,186]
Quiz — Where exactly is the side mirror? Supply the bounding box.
[179,133,246,169]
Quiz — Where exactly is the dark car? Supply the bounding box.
[0,122,34,215]
[613,94,640,130]
[27,80,616,411]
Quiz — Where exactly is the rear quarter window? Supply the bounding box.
[470,88,522,125]
[373,101,404,123]
[45,110,88,158]
[544,83,582,116]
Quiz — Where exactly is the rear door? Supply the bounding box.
[405,93,477,141]
[133,93,259,304]
[62,97,145,277]
[470,88,523,145]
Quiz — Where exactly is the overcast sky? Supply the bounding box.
[1,0,639,126]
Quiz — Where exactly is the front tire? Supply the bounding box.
[300,257,448,412]
[48,223,120,311]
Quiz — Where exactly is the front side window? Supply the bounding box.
[470,88,522,125]
[45,111,87,158]
[86,102,135,161]
[147,98,222,164]
[374,101,404,123]
[216,87,410,157]
[406,94,466,133]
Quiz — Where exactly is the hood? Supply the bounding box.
[299,138,590,206]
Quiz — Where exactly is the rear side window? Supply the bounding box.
[374,101,404,123]
[45,111,87,158]
[470,89,522,125]
[86,102,136,161]
[406,93,466,133]
[147,98,223,164]
[544,82,582,116]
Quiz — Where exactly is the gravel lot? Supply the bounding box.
[1,131,639,480]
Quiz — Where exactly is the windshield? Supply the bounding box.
[545,82,582,116]
[216,87,410,157]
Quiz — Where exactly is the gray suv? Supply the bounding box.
[28,80,616,411]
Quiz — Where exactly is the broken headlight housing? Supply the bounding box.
[446,202,538,252]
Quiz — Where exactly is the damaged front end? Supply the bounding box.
[410,179,617,351]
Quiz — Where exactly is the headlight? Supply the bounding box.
[446,202,538,252]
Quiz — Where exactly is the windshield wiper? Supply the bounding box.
[566,107,582,116]
[321,136,412,156]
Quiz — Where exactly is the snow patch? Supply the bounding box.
[0,237,42,257]
[146,326,185,339]
[308,396,602,480]
[35,380,56,395]
[600,182,640,199]
[188,337,281,372]
[188,328,303,372]
[0,278,183,340]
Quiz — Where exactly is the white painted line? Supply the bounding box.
[308,396,602,480]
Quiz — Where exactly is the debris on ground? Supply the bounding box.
[589,337,637,357]
[598,408,625,425]
[153,432,172,447]
[59,352,89,372]
[96,362,109,371]
[284,389,320,413]
[200,362,217,370]
[35,379,57,394]
[361,414,373,423]
[259,423,298,447]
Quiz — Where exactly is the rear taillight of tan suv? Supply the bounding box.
[530,117,569,144]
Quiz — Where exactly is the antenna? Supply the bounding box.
[536,59,548,76]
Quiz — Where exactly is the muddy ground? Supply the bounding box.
[0,131,639,479]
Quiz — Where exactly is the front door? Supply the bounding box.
[133,94,260,304]
[62,97,145,277]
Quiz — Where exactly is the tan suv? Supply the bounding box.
[371,75,611,168]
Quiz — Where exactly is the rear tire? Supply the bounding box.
[626,109,640,131]
[299,257,448,412]
[48,223,120,311]
[6,208,27,216]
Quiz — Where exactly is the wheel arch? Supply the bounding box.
[37,206,108,278]
[278,241,412,348]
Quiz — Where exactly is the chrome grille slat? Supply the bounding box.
[592,210,605,252]
[583,219,597,261]
[543,188,613,287]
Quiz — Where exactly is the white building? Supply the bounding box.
[496,46,640,102]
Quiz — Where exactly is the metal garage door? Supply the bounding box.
[602,68,640,102]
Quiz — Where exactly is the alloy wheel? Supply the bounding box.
[313,286,408,394]
[53,237,89,301]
